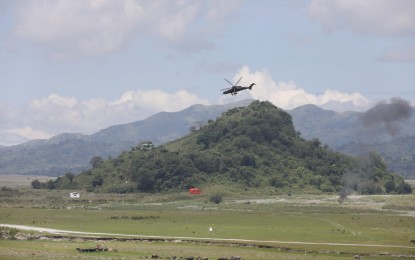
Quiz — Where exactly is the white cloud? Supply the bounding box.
[6,127,50,141]
[308,0,415,63]
[205,0,243,32]
[10,0,240,59]
[112,89,209,115]
[0,131,29,147]
[0,104,27,146]
[0,89,208,146]
[220,66,370,111]
[13,0,145,59]
[151,1,199,42]
[308,0,415,36]
[194,59,241,74]
[379,43,415,63]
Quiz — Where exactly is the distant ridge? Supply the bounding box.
[0,99,254,176]
[290,104,415,178]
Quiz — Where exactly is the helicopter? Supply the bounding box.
[221,76,255,96]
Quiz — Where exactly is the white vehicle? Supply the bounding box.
[70,192,80,198]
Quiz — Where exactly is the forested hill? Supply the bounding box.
[43,101,410,195]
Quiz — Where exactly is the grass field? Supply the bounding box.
[0,175,55,188]
[0,186,414,259]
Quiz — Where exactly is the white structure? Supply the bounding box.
[140,143,154,150]
[70,192,80,198]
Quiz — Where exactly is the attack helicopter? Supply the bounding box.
[221,76,255,96]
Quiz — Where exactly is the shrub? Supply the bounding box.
[210,194,223,204]
[396,182,412,194]
[31,179,42,189]
[0,227,18,240]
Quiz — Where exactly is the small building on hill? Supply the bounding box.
[140,142,154,150]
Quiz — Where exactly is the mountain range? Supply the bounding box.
[1,99,414,178]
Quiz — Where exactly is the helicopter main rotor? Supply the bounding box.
[221,76,243,91]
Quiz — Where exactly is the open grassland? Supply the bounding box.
[0,175,55,188]
[0,187,414,259]
[0,238,364,260]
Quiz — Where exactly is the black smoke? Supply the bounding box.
[359,97,412,136]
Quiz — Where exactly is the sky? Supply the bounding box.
[1,0,415,146]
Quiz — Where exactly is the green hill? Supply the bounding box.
[0,100,253,176]
[42,101,410,195]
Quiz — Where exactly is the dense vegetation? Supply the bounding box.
[338,136,415,179]
[38,101,411,194]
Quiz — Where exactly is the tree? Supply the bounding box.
[396,182,412,194]
[384,180,396,193]
[46,180,57,189]
[92,176,104,187]
[65,173,75,183]
[269,176,285,188]
[360,183,382,195]
[31,179,42,189]
[90,156,103,168]
[241,154,256,167]
[137,169,155,192]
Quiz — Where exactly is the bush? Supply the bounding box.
[0,227,18,240]
[396,182,412,194]
[210,194,223,204]
[31,179,42,189]
[384,180,396,193]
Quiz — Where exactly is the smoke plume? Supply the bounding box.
[359,97,412,135]
[338,171,361,203]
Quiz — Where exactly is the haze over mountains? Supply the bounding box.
[1,99,414,178]
[291,98,414,148]
[290,98,415,178]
